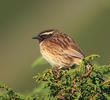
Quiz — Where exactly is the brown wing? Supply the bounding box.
[53,32,85,58]
[42,32,85,58]
[64,34,85,58]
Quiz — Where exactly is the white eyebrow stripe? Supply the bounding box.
[41,31,54,35]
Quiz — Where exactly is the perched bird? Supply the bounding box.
[32,29,84,69]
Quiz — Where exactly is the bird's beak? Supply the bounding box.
[32,36,41,40]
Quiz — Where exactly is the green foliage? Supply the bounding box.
[0,55,110,100]
[34,55,110,100]
[32,57,48,68]
[0,82,39,100]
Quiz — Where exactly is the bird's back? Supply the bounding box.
[40,32,84,68]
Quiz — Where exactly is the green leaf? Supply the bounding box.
[0,82,6,88]
[85,54,100,61]
[32,56,48,68]
[0,54,110,99]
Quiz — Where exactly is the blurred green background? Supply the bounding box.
[0,0,110,94]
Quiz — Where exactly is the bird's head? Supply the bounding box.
[32,29,57,42]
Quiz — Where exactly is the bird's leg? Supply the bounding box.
[53,66,63,71]
[53,66,63,84]
[53,67,59,71]
[57,66,64,70]
[52,66,61,76]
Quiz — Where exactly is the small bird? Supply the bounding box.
[32,29,85,69]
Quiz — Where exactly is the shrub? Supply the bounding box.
[0,55,110,100]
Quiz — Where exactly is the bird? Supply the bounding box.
[32,29,85,69]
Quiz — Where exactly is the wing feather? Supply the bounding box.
[64,49,84,58]
[61,33,85,58]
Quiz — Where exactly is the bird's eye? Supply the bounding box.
[40,35,48,39]
[41,34,53,39]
